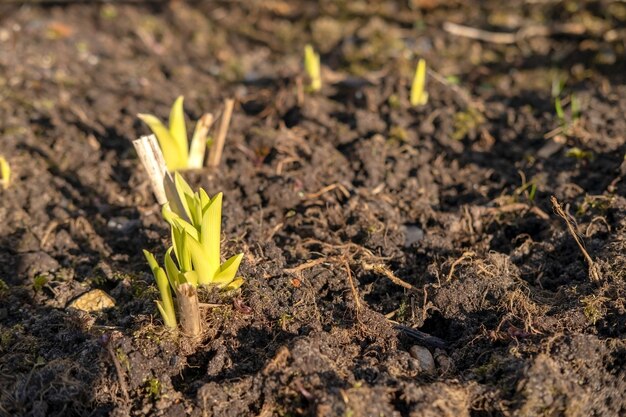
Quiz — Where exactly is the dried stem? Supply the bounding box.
[188,113,215,169]
[551,196,601,282]
[361,262,416,291]
[106,340,130,404]
[176,283,202,338]
[344,261,362,311]
[207,98,235,169]
[132,134,168,204]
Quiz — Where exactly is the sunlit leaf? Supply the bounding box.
[172,217,199,241]
[143,250,159,273]
[410,58,428,107]
[0,156,10,189]
[199,188,211,213]
[304,44,322,92]
[187,234,219,285]
[201,192,222,270]
[222,277,244,291]
[138,113,184,170]
[164,247,180,289]
[156,300,177,329]
[144,256,177,328]
[181,270,199,287]
[168,96,189,164]
[213,253,243,286]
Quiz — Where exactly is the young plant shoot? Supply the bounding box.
[410,58,429,107]
[0,156,9,189]
[143,173,243,329]
[138,96,211,171]
[304,44,322,92]
[143,250,177,329]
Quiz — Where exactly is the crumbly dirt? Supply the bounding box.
[1,1,626,416]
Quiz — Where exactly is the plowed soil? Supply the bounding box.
[1,1,625,416]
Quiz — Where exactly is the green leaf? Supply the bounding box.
[152,264,177,329]
[201,192,222,270]
[174,172,194,220]
[164,247,180,289]
[179,229,193,272]
[163,174,191,224]
[156,300,177,329]
[555,97,565,122]
[162,203,175,225]
[169,96,189,164]
[222,277,244,291]
[410,58,428,107]
[199,188,211,213]
[187,234,219,285]
[0,156,10,189]
[185,192,202,228]
[181,270,199,287]
[213,253,243,286]
[143,249,159,273]
[172,217,199,241]
[138,113,184,170]
[304,44,322,92]
[188,113,212,169]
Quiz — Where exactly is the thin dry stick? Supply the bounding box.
[344,261,362,311]
[551,196,601,282]
[443,22,516,44]
[176,283,202,338]
[443,21,586,44]
[133,134,168,204]
[106,342,130,404]
[188,113,215,169]
[284,258,330,275]
[361,262,416,291]
[305,183,351,200]
[207,98,235,168]
[446,251,476,282]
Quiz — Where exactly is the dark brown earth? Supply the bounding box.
[1,1,626,416]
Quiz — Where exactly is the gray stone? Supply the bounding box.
[409,345,435,374]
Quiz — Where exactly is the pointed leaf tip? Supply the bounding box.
[169,96,189,164]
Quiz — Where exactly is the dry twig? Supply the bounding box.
[361,262,416,291]
[344,261,362,311]
[446,251,476,283]
[105,339,130,405]
[443,21,586,44]
[208,98,235,169]
[551,196,601,282]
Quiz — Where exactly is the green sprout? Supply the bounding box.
[566,147,593,161]
[143,173,243,328]
[304,44,322,92]
[0,156,10,189]
[138,96,210,171]
[145,378,162,399]
[570,94,581,120]
[554,96,565,124]
[553,88,581,133]
[410,58,428,107]
[144,250,177,328]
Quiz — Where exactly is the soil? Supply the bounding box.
[1,1,626,416]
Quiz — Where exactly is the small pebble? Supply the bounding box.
[403,224,424,247]
[67,289,115,312]
[107,216,139,234]
[409,345,435,373]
